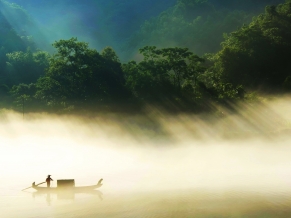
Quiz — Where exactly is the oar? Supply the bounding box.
[22,181,46,191]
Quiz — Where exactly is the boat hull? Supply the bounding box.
[33,185,102,193]
[32,179,103,193]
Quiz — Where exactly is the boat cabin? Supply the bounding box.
[57,179,75,188]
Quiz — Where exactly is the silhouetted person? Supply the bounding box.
[46,175,53,187]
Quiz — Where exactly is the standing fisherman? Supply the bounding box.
[46,175,53,187]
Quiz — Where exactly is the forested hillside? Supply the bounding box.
[6,0,286,59]
[0,1,32,52]
[7,0,177,55]
[126,0,286,58]
[0,0,290,114]
[0,0,49,107]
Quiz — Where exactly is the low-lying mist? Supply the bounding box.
[1,96,291,195]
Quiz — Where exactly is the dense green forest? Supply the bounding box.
[0,0,291,114]
[125,0,285,58]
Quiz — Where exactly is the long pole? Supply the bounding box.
[22,181,46,191]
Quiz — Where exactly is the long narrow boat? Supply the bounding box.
[32,178,103,193]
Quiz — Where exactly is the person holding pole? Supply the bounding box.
[46,175,53,187]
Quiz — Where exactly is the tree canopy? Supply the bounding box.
[0,0,291,114]
[212,1,291,89]
[35,38,130,110]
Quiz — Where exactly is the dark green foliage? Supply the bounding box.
[283,76,291,92]
[0,84,9,96]
[123,46,206,103]
[0,1,47,92]
[123,46,173,101]
[126,0,252,59]
[0,47,7,70]
[5,49,49,86]
[0,14,26,53]
[212,1,291,89]
[210,0,283,11]
[1,0,291,113]
[35,38,130,110]
[125,0,287,61]
[0,48,49,101]
[9,83,38,111]
[0,1,33,52]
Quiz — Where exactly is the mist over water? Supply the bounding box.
[1,96,291,217]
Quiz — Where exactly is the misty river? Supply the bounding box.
[1,97,291,217]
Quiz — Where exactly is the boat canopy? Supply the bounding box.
[57,179,75,187]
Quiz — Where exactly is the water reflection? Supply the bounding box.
[32,189,103,202]
[46,193,51,206]
[30,190,291,217]
[3,188,291,217]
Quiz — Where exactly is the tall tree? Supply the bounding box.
[35,38,129,109]
[123,46,206,101]
[212,1,291,89]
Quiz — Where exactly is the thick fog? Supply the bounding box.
[1,96,290,195]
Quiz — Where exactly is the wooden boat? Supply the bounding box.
[32,178,103,193]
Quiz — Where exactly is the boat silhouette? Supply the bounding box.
[31,178,103,193]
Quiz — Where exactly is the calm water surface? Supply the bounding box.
[2,187,291,217]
